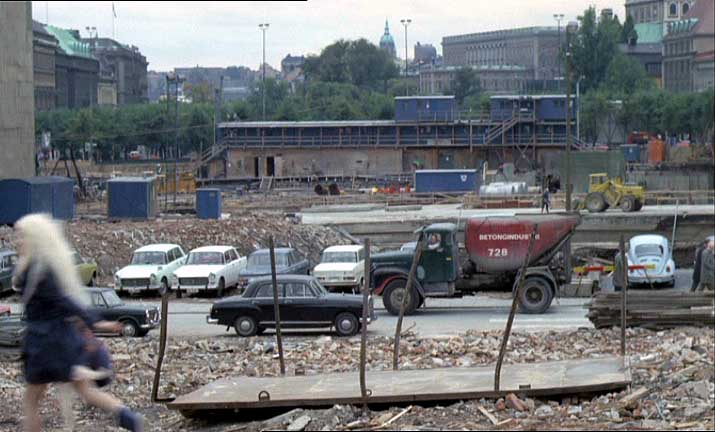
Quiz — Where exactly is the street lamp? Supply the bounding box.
[553,14,564,90]
[400,18,411,96]
[259,23,269,121]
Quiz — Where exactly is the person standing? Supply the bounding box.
[541,188,551,214]
[12,214,144,432]
[695,240,714,292]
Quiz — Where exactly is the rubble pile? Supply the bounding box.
[0,327,712,431]
[0,212,348,284]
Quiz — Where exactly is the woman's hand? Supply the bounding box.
[93,320,122,334]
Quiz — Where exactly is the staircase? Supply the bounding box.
[192,144,228,175]
[485,116,520,144]
[259,176,274,192]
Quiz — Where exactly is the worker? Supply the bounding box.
[695,240,715,292]
[428,233,441,251]
[691,237,713,291]
[541,188,551,214]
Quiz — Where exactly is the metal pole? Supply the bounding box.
[393,232,425,370]
[576,78,580,143]
[360,238,371,409]
[565,29,573,212]
[174,77,179,206]
[619,234,628,357]
[495,224,538,391]
[401,19,411,97]
[269,236,285,375]
[260,24,269,121]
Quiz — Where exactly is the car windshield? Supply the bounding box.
[186,252,223,265]
[310,280,328,296]
[248,253,287,267]
[635,244,664,257]
[101,290,123,307]
[321,251,357,263]
[130,251,167,265]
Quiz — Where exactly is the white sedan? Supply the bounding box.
[627,235,676,287]
[172,246,246,297]
[313,245,365,292]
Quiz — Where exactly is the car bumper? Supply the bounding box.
[117,284,161,293]
[320,280,360,287]
[179,284,218,293]
[628,274,674,284]
[206,316,220,325]
[140,320,160,330]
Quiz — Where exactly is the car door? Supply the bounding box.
[89,291,110,321]
[252,282,284,324]
[286,282,328,323]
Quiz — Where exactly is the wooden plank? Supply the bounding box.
[168,357,630,413]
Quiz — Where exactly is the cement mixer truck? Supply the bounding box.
[370,214,581,315]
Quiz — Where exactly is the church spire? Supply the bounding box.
[384,19,390,35]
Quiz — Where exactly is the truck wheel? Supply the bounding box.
[585,193,607,213]
[334,312,359,337]
[517,277,554,314]
[383,279,419,316]
[633,199,643,211]
[234,315,258,337]
[620,195,636,212]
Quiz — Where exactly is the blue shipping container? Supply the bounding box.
[107,177,157,220]
[196,188,222,219]
[621,144,642,163]
[395,96,455,122]
[0,176,75,225]
[414,169,478,194]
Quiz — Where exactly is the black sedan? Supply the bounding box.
[207,275,375,337]
[237,248,310,290]
[87,287,160,337]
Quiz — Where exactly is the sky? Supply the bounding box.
[32,1,625,71]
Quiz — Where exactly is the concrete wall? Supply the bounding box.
[0,2,35,179]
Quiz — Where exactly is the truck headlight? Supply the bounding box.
[209,273,217,284]
[150,274,157,284]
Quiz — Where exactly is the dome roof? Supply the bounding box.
[380,19,395,46]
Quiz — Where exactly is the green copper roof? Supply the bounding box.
[44,25,95,59]
[634,23,663,43]
[667,18,699,35]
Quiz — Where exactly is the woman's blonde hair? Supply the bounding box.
[15,213,88,305]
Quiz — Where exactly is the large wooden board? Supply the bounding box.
[168,357,630,413]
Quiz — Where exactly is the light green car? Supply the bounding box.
[73,251,98,286]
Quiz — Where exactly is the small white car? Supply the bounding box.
[313,245,365,292]
[114,244,186,294]
[171,246,246,297]
[627,234,676,287]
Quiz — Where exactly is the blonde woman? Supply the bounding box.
[12,214,143,432]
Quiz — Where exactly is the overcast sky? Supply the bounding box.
[32,1,625,71]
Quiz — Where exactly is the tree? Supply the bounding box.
[452,67,481,106]
[183,82,214,103]
[602,53,655,96]
[571,7,623,93]
[580,90,611,144]
[621,14,637,44]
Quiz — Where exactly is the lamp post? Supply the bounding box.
[553,14,564,91]
[565,28,573,212]
[259,23,269,121]
[400,19,411,96]
[576,75,585,143]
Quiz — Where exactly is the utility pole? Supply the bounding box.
[400,19,411,96]
[553,14,564,91]
[565,27,573,212]
[259,23,269,121]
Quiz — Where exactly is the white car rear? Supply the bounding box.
[313,245,365,291]
[627,235,675,287]
[172,246,246,296]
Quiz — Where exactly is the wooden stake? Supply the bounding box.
[619,234,628,357]
[360,238,371,410]
[393,232,425,371]
[269,236,285,376]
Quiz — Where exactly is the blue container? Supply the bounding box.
[0,176,75,225]
[621,144,642,163]
[395,96,455,122]
[414,169,478,194]
[107,177,156,220]
[196,188,222,219]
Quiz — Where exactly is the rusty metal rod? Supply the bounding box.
[269,236,285,376]
[151,289,173,402]
[360,238,371,409]
[393,232,425,371]
[619,234,628,357]
[494,224,538,391]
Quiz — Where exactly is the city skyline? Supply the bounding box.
[32,0,624,71]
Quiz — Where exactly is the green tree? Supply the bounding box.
[452,67,481,106]
[580,90,611,144]
[184,82,214,103]
[602,53,655,96]
[621,14,637,44]
[571,7,623,92]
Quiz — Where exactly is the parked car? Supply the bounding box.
[171,246,247,297]
[0,250,18,294]
[313,245,365,292]
[114,244,186,294]
[73,251,98,286]
[627,235,676,287]
[237,248,310,290]
[87,287,160,337]
[207,275,375,337]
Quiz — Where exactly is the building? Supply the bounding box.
[32,20,57,111]
[418,64,531,95]
[379,20,397,58]
[43,25,99,109]
[414,43,437,65]
[84,37,148,105]
[442,27,561,81]
[625,0,696,32]
[663,0,715,92]
[147,70,167,102]
[210,95,576,179]
[281,54,305,93]
[0,2,35,179]
[619,42,663,85]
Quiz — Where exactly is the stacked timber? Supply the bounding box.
[586,291,715,329]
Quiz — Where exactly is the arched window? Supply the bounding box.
[682,2,689,15]
[669,3,678,17]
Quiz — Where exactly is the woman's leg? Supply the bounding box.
[71,379,122,413]
[23,383,48,432]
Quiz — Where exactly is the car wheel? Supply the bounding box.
[217,278,225,298]
[120,319,139,337]
[234,315,258,337]
[175,286,183,299]
[334,312,359,337]
[382,279,419,316]
[88,273,96,287]
[517,277,554,314]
